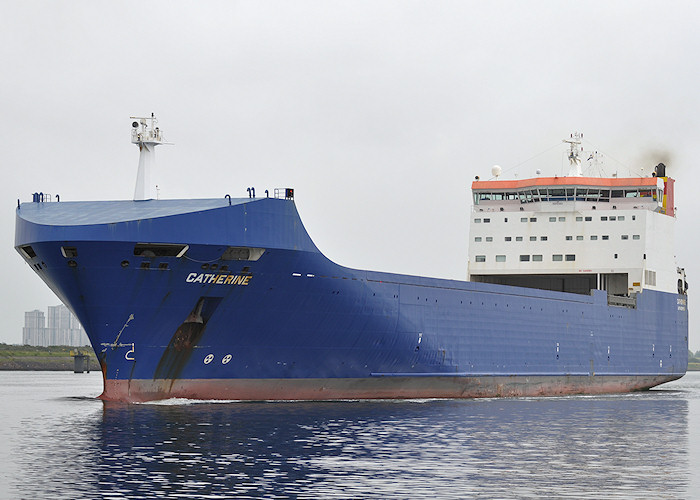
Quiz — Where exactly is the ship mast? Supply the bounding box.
[131,113,166,201]
[563,132,583,177]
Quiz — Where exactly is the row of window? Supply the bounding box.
[474,215,634,224]
[474,188,660,205]
[475,254,576,263]
[475,234,640,242]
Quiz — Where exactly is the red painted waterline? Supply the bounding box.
[99,374,683,403]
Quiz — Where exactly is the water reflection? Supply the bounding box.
[11,388,692,499]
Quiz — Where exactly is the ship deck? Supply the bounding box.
[17,198,249,225]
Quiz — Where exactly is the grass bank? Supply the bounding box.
[0,344,98,371]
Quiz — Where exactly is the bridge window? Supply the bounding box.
[496,255,506,262]
[565,254,576,261]
[475,255,486,262]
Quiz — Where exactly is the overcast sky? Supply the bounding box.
[2,1,699,350]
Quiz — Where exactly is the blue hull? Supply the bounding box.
[15,197,688,401]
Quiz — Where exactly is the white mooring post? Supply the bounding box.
[131,113,167,201]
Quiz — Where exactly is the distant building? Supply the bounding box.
[22,310,45,346]
[22,304,89,347]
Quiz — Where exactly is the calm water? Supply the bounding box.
[1,372,699,499]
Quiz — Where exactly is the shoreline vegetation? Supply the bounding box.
[1,343,699,371]
[0,344,98,371]
[691,352,700,372]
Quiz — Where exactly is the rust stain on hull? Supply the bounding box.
[153,296,221,382]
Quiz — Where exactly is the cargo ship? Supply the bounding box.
[15,119,688,402]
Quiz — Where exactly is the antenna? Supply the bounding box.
[130,114,171,201]
[584,150,607,177]
[562,132,583,177]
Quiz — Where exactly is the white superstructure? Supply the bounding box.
[468,158,685,302]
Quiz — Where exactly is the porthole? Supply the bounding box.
[121,260,130,268]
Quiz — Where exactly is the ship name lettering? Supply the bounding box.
[185,273,252,286]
